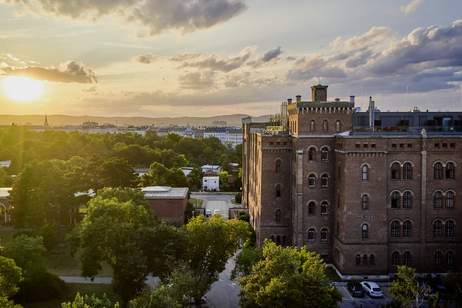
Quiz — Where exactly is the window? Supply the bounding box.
[275,184,281,198]
[275,159,282,173]
[402,191,413,209]
[403,162,413,180]
[369,255,375,265]
[403,252,412,266]
[355,255,361,266]
[321,174,329,188]
[321,147,329,161]
[446,191,455,208]
[361,165,369,181]
[434,162,444,179]
[391,162,401,180]
[434,251,443,266]
[391,191,401,209]
[335,120,342,132]
[322,120,329,132]
[445,220,455,238]
[446,162,456,179]
[320,201,328,215]
[320,228,328,242]
[308,174,317,187]
[308,148,316,161]
[276,235,281,245]
[361,224,369,239]
[307,228,316,242]
[433,191,443,208]
[391,221,401,238]
[362,254,368,266]
[308,202,316,215]
[447,251,455,267]
[310,120,316,132]
[361,194,369,210]
[275,209,282,224]
[392,252,400,266]
[433,220,444,237]
[403,221,412,237]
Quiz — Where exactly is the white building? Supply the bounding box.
[201,165,222,175]
[0,160,11,168]
[202,176,219,192]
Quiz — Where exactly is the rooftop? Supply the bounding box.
[0,187,12,198]
[142,186,189,200]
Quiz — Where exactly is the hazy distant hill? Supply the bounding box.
[0,114,271,127]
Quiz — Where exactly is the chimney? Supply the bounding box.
[350,96,355,104]
[311,84,328,102]
[296,95,302,103]
[368,96,375,130]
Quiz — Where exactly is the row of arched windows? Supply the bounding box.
[390,220,413,238]
[391,162,413,180]
[307,201,329,215]
[356,254,375,266]
[433,220,456,238]
[391,251,412,267]
[307,227,329,242]
[308,173,329,188]
[308,147,329,161]
[309,120,342,133]
[390,191,414,209]
[270,235,287,246]
[434,251,455,267]
[433,190,455,209]
[434,162,456,180]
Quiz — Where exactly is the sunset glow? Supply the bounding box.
[2,76,45,102]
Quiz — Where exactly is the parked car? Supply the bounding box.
[213,209,222,216]
[360,281,384,298]
[347,280,365,298]
[205,209,212,217]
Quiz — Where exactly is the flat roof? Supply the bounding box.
[142,186,189,200]
[0,187,12,198]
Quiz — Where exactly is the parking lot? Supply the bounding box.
[191,192,240,220]
[336,282,393,308]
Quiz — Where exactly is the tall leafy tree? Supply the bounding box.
[0,255,23,308]
[390,266,433,308]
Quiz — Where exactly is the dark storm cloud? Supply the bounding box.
[3,0,247,36]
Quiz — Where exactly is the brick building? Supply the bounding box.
[142,186,189,225]
[242,84,462,275]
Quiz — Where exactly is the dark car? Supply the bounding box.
[347,281,365,298]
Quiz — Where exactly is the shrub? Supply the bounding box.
[14,271,67,303]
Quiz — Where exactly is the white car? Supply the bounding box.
[205,209,212,217]
[360,281,384,298]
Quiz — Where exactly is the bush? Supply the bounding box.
[14,271,67,303]
[234,192,242,204]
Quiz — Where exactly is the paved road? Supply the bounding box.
[60,275,160,287]
[205,254,240,308]
[191,192,240,220]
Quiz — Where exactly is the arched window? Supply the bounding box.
[308,202,316,215]
[361,224,369,239]
[361,165,369,181]
[447,251,455,267]
[403,252,412,266]
[446,162,456,179]
[310,120,316,132]
[275,159,282,173]
[320,201,328,215]
[433,191,443,208]
[270,235,275,242]
[275,209,282,224]
[403,220,412,237]
[391,221,401,238]
[446,191,455,208]
[308,148,316,161]
[362,254,368,266]
[402,191,413,209]
[433,220,444,237]
[276,235,281,245]
[335,120,342,132]
[391,252,400,266]
[307,228,316,242]
[321,174,329,188]
[322,120,329,132]
[320,228,328,242]
[434,251,443,266]
[321,147,329,161]
[434,162,444,179]
[308,174,317,187]
[369,254,375,265]
[403,162,413,180]
[355,254,361,266]
[391,191,401,209]
[361,194,369,210]
[445,220,455,238]
[391,162,401,180]
[275,184,281,198]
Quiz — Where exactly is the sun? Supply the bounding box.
[2,76,45,102]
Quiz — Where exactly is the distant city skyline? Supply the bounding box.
[1,0,462,117]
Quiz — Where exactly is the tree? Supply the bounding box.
[444,272,462,305]
[61,293,120,308]
[144,162,188,187]
[239,241,340,308]
[97,157,137,188]
[2,235,46,276]
[232,244,262,279]
[185,216,251,302]
[390,266,432,308]
[0,256,23,308]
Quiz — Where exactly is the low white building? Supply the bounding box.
[201,165,222,175]
[202,176,219,192]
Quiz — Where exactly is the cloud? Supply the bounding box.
[178,47,254,72]
[401,0,424,15]
[1,60,97,83]
[179,71,216,89]
[3,0,247,36]
[134,54,158,64]
[262,46,283,62]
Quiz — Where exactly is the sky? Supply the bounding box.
[0,0,462,117]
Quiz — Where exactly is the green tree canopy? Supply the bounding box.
[2,235,46,277]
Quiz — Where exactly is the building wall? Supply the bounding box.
[146,198,187,225]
